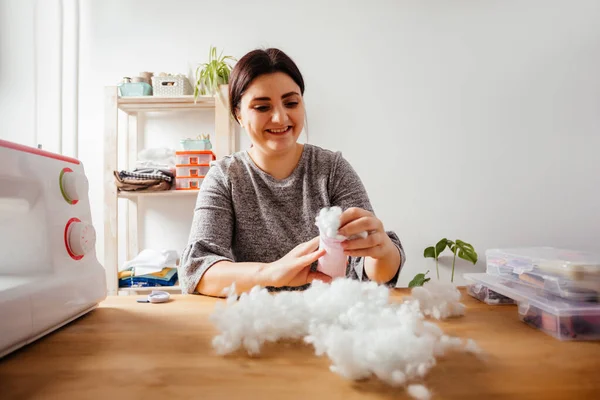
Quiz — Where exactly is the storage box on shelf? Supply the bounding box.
[174,150,215,191]
[180,137,212,151]
[176,164,210,177]
[176,150,216,165]
[104,86,235,295]
[151,75,193,96]
[175,177,204,190]
[118,82,152,96]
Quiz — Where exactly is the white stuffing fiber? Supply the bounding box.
[315,206,346,239]
[315,206,368,240]
[407,384,432,400]
[210,279,479,399]
[406,281,466,320]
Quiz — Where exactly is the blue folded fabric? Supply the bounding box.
[119,267,178,288]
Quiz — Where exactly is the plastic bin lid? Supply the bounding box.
[464,273,600,317]
[175,150,215,155]
[486,247,600,277]
[175,163,210,167]
[176,175,206,179]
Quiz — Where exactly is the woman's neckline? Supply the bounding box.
[243,144,310,185]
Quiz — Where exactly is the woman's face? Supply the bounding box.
[236,72,305,155]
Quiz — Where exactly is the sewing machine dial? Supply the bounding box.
[59,168,89,205]
[64,218,96,260]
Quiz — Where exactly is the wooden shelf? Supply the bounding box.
[105,85,235,296]
[117,190,199,199]
[118,285,182,294]
[117,95,215,112]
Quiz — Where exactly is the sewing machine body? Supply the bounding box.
[0,139,106,358]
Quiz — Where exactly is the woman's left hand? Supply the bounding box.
[337,207,396,259]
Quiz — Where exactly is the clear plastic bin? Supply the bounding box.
[176,164,209,177]
[175,151,215,165]
[486,247,600,302]
[464,273,600,341]
[467,283,516,305]
[486,247,600,280]
[487,264,600,302]
[175,177,203,190]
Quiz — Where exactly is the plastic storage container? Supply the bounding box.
[180,138,212,151]
[118,82,152,96]
[175,177,203,190]
[486,247,600,302]
[175,151,215,165]
[176,164,210,178]
[464,273,600,341]
[467,283,516,305]
[486,247,600,279]
[487,264,600,302]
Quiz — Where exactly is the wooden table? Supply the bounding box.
[1,288,599,399]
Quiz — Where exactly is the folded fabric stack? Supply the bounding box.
[118,249,179,288]
[114,167,174,192]
[118,267,178,288]
[114,147,177,192]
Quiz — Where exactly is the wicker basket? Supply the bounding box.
[152,75,193,97]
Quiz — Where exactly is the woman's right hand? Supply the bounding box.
[258,237,331,287]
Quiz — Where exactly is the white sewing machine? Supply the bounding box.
[0,139,106,358]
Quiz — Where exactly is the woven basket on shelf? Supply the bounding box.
[151,75,193,96]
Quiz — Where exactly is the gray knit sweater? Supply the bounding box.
[179,144,405,294]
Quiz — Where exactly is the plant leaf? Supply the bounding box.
[455,239,474,249]
[447,240,457,254]
[435,238,448,257]
[409,270,431,288]
[458,248,478,264]
[195,46,236,95]
[423,246,436,259]
[455,240,478,264]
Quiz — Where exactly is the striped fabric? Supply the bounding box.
[118,167,174,182]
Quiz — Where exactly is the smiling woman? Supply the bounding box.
[229,49,307,179]
[179,48,406,297]
[235,72,305,176]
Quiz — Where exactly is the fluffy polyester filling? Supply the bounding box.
[210,279,481,399]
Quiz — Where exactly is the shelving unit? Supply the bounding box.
[117,190,199,199]
[104,86,236,295]
[117,286,181,294]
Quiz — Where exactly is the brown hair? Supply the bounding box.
[228,48,305,122]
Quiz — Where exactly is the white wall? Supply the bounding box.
[0,0,79,157]
[0,0,35,145]
[79,0,600,286]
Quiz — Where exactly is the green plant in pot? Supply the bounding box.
[409,238,478,287]
[194,46,236,101]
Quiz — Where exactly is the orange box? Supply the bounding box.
[176,164,210,177]
[175,150,215,165]
[175,176,204,190]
